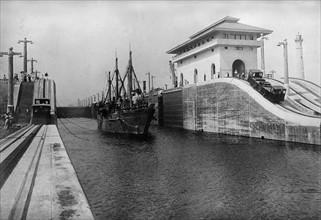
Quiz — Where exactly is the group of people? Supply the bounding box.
[18,72,49,82]
[2,112,13,130]
[234,70,246,79]
[3,72,49,83]
[97,89,146,117]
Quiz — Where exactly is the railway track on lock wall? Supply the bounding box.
[0,124,42,189]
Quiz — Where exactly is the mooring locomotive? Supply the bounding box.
[246,69,286,103]
[31,78,57,125]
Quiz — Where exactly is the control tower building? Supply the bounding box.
[167,16,273,87]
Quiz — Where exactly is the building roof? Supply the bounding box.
[167,16,273,54]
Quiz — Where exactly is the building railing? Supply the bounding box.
[172,38,261,62]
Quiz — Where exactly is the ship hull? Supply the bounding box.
[98,104,155,135]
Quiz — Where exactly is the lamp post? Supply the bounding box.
[260,33,268,77]
[169,61,176,88]
[146,71,151,92]
[27,58,38,76]
[0,47,22,114]
[151,75,155,91]
[294,33,305,79]
[269,69,276,79]
[277,39,289,96]
[18,38,33,73]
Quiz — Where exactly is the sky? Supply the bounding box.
[1,0,320,106]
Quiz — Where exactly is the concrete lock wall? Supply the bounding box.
[159,81,320,145]
[0,80,8,115]
[182,82,320,145]
[0,80,20,115]
[162,89,184,128]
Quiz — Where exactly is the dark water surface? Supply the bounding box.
[58,118,321,220]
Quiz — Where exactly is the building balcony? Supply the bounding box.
[172,39,262,63]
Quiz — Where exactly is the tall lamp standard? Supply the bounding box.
[27,58,38,77]
[277,39,289,96]
[17,38,33,74]
[146,71,151,92]
[0,47,22,114]
[151,75,155,91]
[260,33,268,77]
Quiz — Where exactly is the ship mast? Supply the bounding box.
[115,57,119,101]
[127,51,133,106]
[108,71,112,102]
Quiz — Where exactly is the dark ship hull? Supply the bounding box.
[98,104,155,135]
[97,50,155,135]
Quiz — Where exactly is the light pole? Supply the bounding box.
[18,38,33,73]
[294,33,305,79]
[269,69,276,79]
[146,71,151,92]
[260,33,268,77]
[169,61,176,88]
[0,47,22,114]
[151,75,155,91]
[277,39,289,96]
[27,58,38,76]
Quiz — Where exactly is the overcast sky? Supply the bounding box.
[1,1,320,106]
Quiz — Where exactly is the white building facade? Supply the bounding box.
[167,16,272,86]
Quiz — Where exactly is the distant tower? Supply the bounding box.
[294,33,305,79]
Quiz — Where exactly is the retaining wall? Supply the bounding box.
[159,81,320,145]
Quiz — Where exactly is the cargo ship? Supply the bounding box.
[97,51,155,135]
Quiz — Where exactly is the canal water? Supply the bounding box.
[57,118,321,220]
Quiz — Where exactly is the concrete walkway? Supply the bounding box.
[0,125,95,219]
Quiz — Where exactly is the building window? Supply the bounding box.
[204,74,206,81]
[241,35,246,40]
[235,47,243,50]
[194,69,198,83]
[180,73,184,87]
[250,35,254,40]
[211,63,216,79]
[250,47,253,50]
[194,55,197,59]
[223,34,228,39]
[224,47,228,50]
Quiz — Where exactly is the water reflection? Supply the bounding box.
[58,119,321,219]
